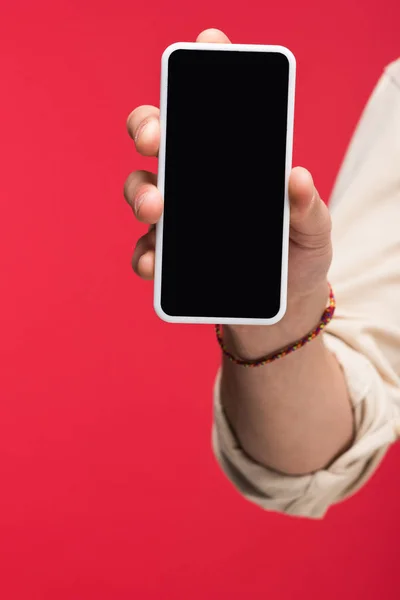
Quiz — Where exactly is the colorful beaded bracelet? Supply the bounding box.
[215,284,335,368]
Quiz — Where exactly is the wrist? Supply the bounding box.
[223,281,330,361]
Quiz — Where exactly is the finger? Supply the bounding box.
[196,29,231,43]
[126,105,160,157]
[132,228,156,280]
[123,170,163,224]
[288,167,332,250]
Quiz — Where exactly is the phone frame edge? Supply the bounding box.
[154,42,296,325]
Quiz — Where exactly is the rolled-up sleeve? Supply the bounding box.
[212,58,400,519]
[213,333,399,518]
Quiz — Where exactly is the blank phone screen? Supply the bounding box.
[160,49,290,319]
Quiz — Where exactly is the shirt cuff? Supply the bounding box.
[212,333,399,519]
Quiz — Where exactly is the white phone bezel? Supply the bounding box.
[154,42,296,325]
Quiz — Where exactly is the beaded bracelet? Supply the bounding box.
[215,284,335,368]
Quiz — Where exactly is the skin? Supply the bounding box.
[124,28,354,476]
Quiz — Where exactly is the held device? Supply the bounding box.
[154,42,296,325]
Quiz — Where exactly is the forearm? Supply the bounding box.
[220,285,355,476]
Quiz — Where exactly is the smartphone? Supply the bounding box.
[154,42,296,325]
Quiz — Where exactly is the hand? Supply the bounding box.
[124,28,332,356]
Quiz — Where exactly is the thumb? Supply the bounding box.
[289,167,332,250]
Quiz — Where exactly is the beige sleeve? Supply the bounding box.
[212,58,400,519]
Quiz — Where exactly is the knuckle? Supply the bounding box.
[126,106,159,141]
[132,256,139,274]
[131,241,143,271]
[133,116,155,145]
[123,173,136,200]
[289,226,331,252]
[123,170,146,201]
[126,107,139,133]
[132,233,152,274]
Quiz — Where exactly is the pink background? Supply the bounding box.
[0,1,399,598]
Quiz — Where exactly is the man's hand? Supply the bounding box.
[125,28,332,356]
